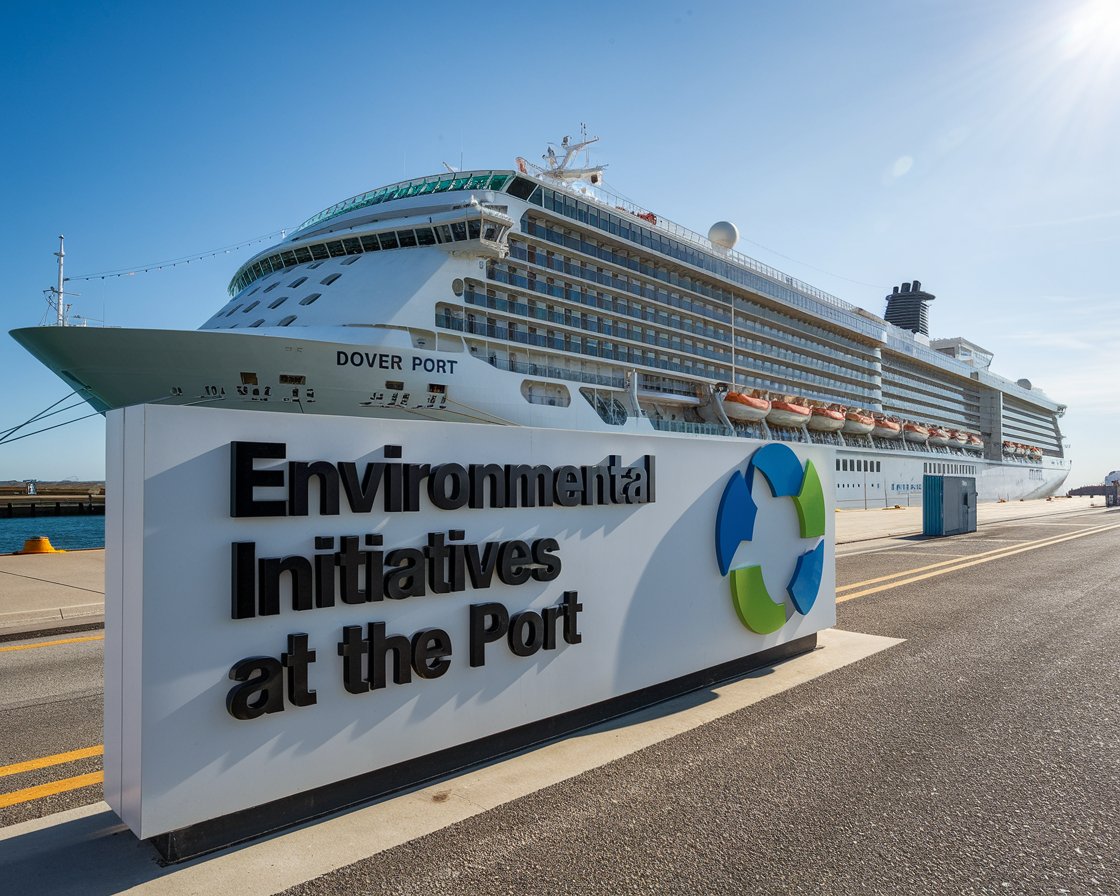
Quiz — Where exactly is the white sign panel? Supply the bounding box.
[104,405,834,854]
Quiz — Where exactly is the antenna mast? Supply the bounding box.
[53,235,66,326]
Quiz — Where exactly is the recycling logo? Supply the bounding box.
[714,444,826,633]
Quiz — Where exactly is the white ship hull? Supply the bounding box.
[11,324,1071,509]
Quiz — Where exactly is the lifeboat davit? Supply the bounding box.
[903,422,930,443]
[766,397,811,428]
[807,405,845,432]
[871,415,902,439]
[722,391,770,422]
[842,408,875,435]
[927,427,951,447]
[638,388,702,407]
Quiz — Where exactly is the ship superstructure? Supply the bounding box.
[12,136,1070,506]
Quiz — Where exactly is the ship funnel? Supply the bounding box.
[884,279,936,336]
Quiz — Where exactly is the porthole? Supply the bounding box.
[299,293,321,306]
[452,278,465,296]
[278,315,297,327]
[268,296,288,309]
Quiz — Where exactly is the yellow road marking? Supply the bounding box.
[0,634,104,653]
[838,524,1120,603]
[0,745,103,779]
[837,524,1116,594]
[0,771,103,809]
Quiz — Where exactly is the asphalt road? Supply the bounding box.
[0,633,103,826]
[284,513,1119,896]
[1,510,1117,894]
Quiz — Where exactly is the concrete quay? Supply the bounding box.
[0,495,1100,640]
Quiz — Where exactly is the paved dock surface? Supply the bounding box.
[0,497,1116,894]
[0,550,104,637]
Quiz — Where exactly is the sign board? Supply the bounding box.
[104,405,834,859]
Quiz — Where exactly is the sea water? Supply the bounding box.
[0,514,105,554]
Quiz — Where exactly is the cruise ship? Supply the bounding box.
[12,135,1070,507]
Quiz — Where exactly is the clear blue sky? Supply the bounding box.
[2,0,1117,486]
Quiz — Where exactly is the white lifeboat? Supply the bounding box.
[871,414,903,439]
[965,434,984,452]
[766,397,811,428]
[807,405,845,432]
[722,390,771,422]
[903,422,930,443]
[842,408,875,436]
[927,426,951,447]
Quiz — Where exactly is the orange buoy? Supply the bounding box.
[18,536,65,554]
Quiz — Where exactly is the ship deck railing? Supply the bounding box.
[462,287,733,366]
[649,419,728,437]
[480,353,626,390]
[521,158,858,319]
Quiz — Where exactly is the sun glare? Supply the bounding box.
[1061,0,1120,61]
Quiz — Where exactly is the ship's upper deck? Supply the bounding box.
[228,163,1064,418]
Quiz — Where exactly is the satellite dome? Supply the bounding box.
[1016,378,1033,390]
[708,221,739,251]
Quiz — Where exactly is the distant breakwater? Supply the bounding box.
[0,496,105,518]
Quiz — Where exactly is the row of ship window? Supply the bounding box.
[229,219,489,295]
[298,172,514,232]
[519,222,878,365]
[923,462,977,475]
[882,399,975,423]
[881,404,975,431]
[887,359,983,405]
[487,267,731,344]
[1002,407,1060,438]
[887,333,981,380]
[457,287,878,405]
[483,353,625,390]
[438,306,858,409]
[837,459,881,472]
[528,189,886,341]
[511,231,878,373]
[466,289,731,364]
[216,267,347,325]
[437,309,724,381]
[509,240,732,327]
[493,261,876,388]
